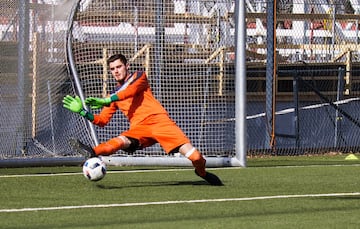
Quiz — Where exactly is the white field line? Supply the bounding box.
[0,163,359,178]
[1,192,360,213]
[2,163,360,179]
[1,167,359,213]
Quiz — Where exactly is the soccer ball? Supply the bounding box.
[82,157,107,181]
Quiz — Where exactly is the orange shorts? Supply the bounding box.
[121,114,190,153]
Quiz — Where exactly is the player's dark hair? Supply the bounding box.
[107,53,127,66]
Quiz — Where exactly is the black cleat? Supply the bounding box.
[195,170,223,186]
[69,138,96,159]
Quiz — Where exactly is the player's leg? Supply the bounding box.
[70,136,131,158]
[179,143,206,176]
[148,114,223,186]
[179,143,223,186]
[94,136,131,156]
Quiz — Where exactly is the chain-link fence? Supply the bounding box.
[246,0,360,155]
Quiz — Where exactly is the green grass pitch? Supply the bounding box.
[0,155,360,229]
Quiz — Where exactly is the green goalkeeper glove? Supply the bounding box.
[62,95,94,121]
[85,94,119,109]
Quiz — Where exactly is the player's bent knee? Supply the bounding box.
[118,135,131,148]
[185,147,206,164]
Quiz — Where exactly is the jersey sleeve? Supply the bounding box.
[92,102,117,127]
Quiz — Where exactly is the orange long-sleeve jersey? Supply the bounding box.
[92,71,168,128]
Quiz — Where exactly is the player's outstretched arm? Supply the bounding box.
[62,95,94,121]
[85,94,118,109]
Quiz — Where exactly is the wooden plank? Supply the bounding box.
[76,12,215,24]
[246,12,360,21]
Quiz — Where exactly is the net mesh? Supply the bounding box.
[69,0,236,157]
[0,1,92,160]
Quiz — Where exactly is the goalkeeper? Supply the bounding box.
[63,53,222,186]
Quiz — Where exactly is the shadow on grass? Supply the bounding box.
[95,180,211,189]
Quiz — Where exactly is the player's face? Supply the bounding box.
[109,59,129,82]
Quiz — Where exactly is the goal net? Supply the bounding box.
[0,1,92,166]
[67,0,238,166]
